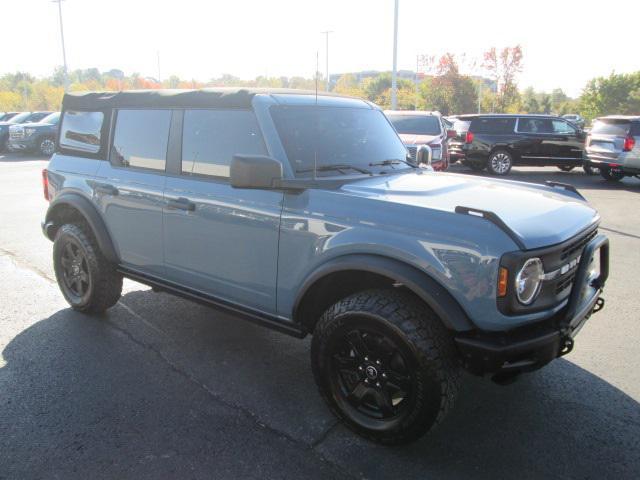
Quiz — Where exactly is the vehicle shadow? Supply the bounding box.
[449,164,640,192]
[2,288,639,479]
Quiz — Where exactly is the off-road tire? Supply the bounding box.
[311,289,460,445]
[53,223,122,313]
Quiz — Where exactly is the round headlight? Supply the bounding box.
[515,258,543,305]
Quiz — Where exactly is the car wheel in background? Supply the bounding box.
[600,168,625,182]
[311,289,460,445]
[583,164,598,175]
[39,137,56,156]
[487,150,513,175]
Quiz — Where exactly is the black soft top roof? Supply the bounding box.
[62,88,345,110]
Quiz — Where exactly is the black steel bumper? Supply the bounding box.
[456,234,609,376]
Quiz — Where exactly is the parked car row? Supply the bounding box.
[0,111,60,155]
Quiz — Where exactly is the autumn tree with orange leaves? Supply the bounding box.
[482,45,523,112]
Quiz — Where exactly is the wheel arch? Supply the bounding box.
[292,254,474,335]
[44,193,119,263]
[489,144,519,161]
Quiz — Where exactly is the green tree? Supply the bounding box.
[579,72,640,121]
[482,45,523,112]
[419,53,477,115]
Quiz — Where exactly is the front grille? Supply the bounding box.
[561,228,598,261]
[9,130,24,139]
[555,272,576,294]
[406,146,417,161]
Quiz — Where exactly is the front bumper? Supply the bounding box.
[8,138,36,151]
[456,234,609,376]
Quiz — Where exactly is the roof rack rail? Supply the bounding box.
[454,206,526,250]
[544,181,585,200]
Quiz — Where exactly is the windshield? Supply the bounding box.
[7,112,31,124]
[39,112,60,125]
[270,105,410,178]
[386,114,442,136]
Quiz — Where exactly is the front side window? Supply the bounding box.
[28,112,50,123]
[552,119,576,134]
[271,106,409,177]
[59,110,104,153]
[40,112,60,125]
[386,114,442,136]
[182,109,266,178]
[111,109,171,171]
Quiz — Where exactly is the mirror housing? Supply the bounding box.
[230,154,283,189]
[446,129,456,139]
[416,145,433,167]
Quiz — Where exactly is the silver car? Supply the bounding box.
[585,116,640,181]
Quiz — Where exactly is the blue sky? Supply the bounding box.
[7,0,640,97]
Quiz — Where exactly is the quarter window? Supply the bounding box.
[472,117,516,134]
[59,110,104,153]
[181,109,266,178]
[517,118,553,134]
[111,109,171,171]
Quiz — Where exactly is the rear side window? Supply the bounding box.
[517,117,553,134]
[59,111,104,153]
[471,117,516,134]
[551,119,576,134]
[591,120,631,137]
[181,109,266,178]
[111,109,172,171]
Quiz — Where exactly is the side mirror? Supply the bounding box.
[416,145,433,167]
[230,154,283,189]
[446,129,456,139]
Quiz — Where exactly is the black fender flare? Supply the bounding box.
[44,192,119,263]
[292,254,475,332]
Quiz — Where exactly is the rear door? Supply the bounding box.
[96,109,171,277]
[162,108,283,314]
[587,118,631,162]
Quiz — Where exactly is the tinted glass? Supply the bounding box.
[7,112,31,124]
[386,114,441,135]
[182,109,266,177]
[59,111,104,153]
[472,117,516,134]
[111,109,171,170]
[591,119,631,137]
[271,106,409,177]
[552,119,576,134]
[517,117,553,133]
[630,123,640,136]
[28,112,51,122]
[39,112,60,125]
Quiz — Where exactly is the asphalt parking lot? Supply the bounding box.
[1,153,639,479]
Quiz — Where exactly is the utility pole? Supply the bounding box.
[53,0,69,92]
[321,31,333,91]
[391,0,399,109]
[157,51,161,84]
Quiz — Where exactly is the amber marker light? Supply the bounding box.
[497,267,508,297]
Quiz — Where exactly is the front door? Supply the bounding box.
[549,118,584,162]
[162,109,283,313]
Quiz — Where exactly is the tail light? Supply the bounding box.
[465,131,474,144]
[623,135,635,152]
[42,168,50,201]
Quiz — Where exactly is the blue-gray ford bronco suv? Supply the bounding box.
[42,89,609,444]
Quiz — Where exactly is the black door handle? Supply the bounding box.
[95,183,118,196]
[167,197,196,211]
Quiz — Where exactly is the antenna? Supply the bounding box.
[313,51,319,180]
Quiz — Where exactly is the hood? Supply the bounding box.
[19,121,54,128]
[340,171,599,250]
[398,133,440,145]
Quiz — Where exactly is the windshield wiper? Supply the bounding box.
[369,158,418,169]
[296,163,372,175]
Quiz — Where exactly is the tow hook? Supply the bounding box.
[592,297,605,314]
[559,337,574,357]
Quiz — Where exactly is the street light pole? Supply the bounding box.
[53,0,69,92]
[321,31,333,91]
[391,0,399,109]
